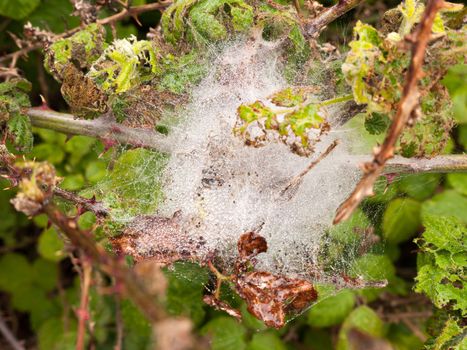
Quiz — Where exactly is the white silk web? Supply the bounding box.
[95,34,392,287]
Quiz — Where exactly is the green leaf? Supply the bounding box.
[38,227,66,262]
[337,306,385,350]
[307,290,355,328]
[428,318,466,350]
[0,253,33,293]
[422,190,467,223]
[60,174,85,191]
[164,262,209,325]
[351,254,396,281]
[447,173,467,196]
[32,258,58,291]
[121,299,153,349]
[0,0,40,20]
[382,198,421,244]
[364,112,390,135]
[442,64,467,124]
[415,215,467,316]
[38,317,77,350]
[247,332,286,350]
[202,317,247,350]
[397,173,440,200]
[7,113,34,152]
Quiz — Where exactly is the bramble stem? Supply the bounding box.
[303,0,363,38]
[27,108,172,152]
[43,204,164,323]
[347,155,467,174]
[26,108,467,176]
[334,0,447,224]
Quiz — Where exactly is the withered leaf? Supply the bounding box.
[237,231,267,259]
[235,271,317,328]
[111,212,199,264]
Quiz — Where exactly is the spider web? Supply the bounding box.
[86,34,444,322]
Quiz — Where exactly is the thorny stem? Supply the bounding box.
[54,187,108,217]
[27,108,172,153]
[76,257,92,350]
[0,313,25,350]
[0,1,172,64]
[333,0,447,225]
[43,204,163,324]
[25,108,467,176]
[303,0,363,38]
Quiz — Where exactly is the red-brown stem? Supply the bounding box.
[333,0,446,225]
[76,256,92,350]
[304,0,363,38]
[54,187,109,217]
[43,204,163,323]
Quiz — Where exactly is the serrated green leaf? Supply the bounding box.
[382,198,421,244]
[7,113,34,152]
[364,112,390,135]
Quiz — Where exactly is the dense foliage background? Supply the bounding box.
[0,0,466,349]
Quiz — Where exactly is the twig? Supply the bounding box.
[0,313,25,350]
[346,154,467,174]
[27,108,172,152]
[0,2,172,64]
[53,187,109,217]
[98,1,172,26]
[303,0,363,38]
[114,296,123,350]
[43,204,163,324]
[280,139,339,199]
[333,0,446,225]
[76,256,92,350]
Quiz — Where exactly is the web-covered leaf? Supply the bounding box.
[234,88,333,156]
[161,0,253,45]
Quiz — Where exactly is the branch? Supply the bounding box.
[43,204,164,323]
[76,257,92,350]
[333,0,446,225]
[0,1,172,64]
[303,0,363,38]
[27,108,172,152]
[53,187,109,217]
[0,313,25,350]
